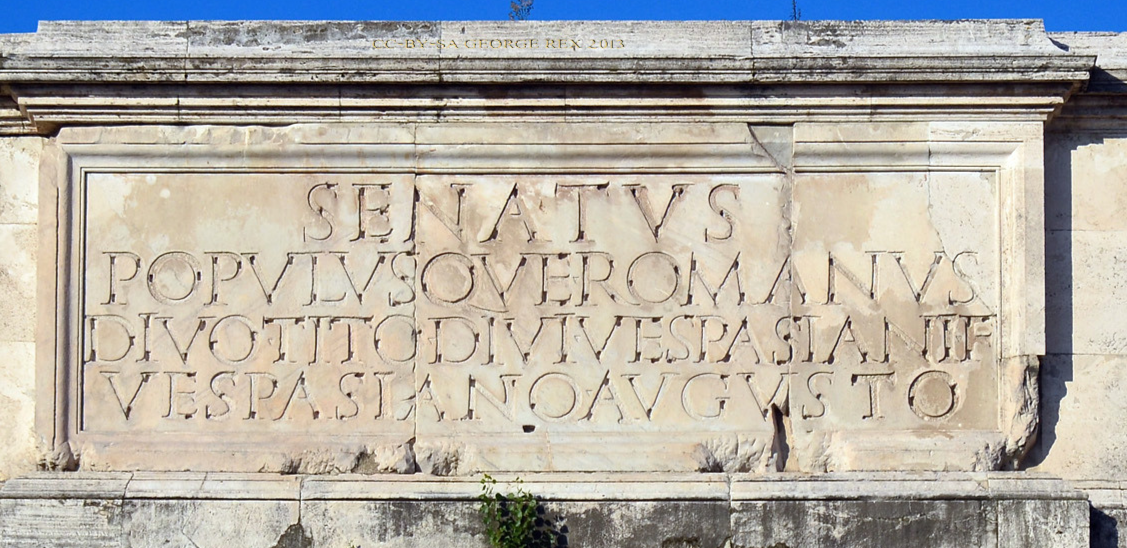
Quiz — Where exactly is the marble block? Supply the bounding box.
[32,121,1046,474]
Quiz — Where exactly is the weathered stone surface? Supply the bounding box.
[734,499,996,547]
[560,501,731,547]
[0,138,42,224]
[0,341,37,481]
[730,475,1088,548]
[302,501,485,548]
[1031,37,1127,542]
[0,498,124,548]
[0,473,1090,548]
[2,16,1126,546]
[74,171,415,471]
[122,500,300,548]
[26,118,1046,474]
[1034,127,1127,488]
[1075,483,1127,548]
[1091,505,1127,548]
[1045,134,1127,233]
[997,499,1090,548]
[0,20,1087,86]
[0,21,1094,133]
[1032,355,1127,479]
[1043,230,1127,355]
[0,225,38,344]
[0,136,41,482]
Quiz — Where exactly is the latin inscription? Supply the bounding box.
[80,171,1000,455]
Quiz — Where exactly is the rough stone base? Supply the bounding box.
[0,473,1088,548]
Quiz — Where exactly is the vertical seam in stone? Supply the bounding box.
[748,21,756,83]
[336,86,343,123]
[411,121,420,469]
[724,467,733,539]
[296,474,305,539]
[436,22,445,87]
[748,123,796,471]
[117,472,133,545]
[55,147,72,464]
[746,127,788,176]
[180,21,189,124]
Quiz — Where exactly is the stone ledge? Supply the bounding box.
[0,471,1088,502]
[0,472,1090,547]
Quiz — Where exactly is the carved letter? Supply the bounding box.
[851,372,895,420]
[908,370,959,420]
[556,182,608,243]
[304,182,338,242]
[705,184,739,242]
[205,252,243,306]
[529,373,582,422]
[483,184,538,243]
[102,252,141,305]
[86,315,136,363]
[627,184,688,241]
[681,373,729,420]
[351,183,395,242]
[102,371,155,420]
[147,251,203,305]
[418,183,469,242]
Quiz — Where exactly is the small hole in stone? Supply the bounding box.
[522,424,536,433]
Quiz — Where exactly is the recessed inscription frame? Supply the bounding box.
[38,132,423,472]
[788,121,1045,471]
[36,122,1046,473]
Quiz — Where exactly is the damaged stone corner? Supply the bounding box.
[1001,354,1043,470]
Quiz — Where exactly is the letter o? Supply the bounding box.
[908,370,958,420]
[208,315,258,365]
[421,252,475,304]
[626,251,681,304]
[529,373,581,422]
[147,251,202,304]
[373,314,418,363]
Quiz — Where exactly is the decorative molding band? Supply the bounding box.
[0,20,1098,135]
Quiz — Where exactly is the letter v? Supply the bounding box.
[624,373,676,420]
[102,371,154,420]
[159,317,210,364]
[627,184,688,241]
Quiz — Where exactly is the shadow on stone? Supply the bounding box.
[530,501,568,547]
[270,523,313,548]
[1026,129,1081,467]
[1091,505,1120,548]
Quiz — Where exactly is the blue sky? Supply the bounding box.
[0,0,1123,34]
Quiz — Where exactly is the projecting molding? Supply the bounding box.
[0,20,1103,134]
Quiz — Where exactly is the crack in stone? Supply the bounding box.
[748,123,797,471]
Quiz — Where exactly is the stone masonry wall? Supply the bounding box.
[1034,127,1127,547]
[0,137,42,481]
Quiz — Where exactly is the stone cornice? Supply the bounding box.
[0,20,1101,134]
[0,20,1094,84]
[1046,32,1127,129]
